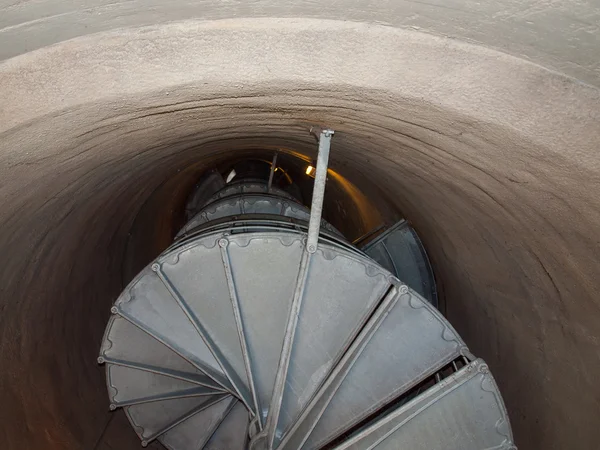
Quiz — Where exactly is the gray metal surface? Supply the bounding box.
[106,364,216,408]
[334,360,515,450]
[226,233,305,426]
[306,128,333,253]
[205,400,250,450]
[176,215,347,251]
[362,220,438,306]
[271,244,392,448]
[99,315,223,390]
[126,394,228,445]
[289,286,466,449]
[152,247,254,411]
[113,270,232,392]
[259,248,312,450]
[204,181,297,206]
[159,396,236,450]
[177,193,340,239]
[220,238,261,422]
[276,287,403,450]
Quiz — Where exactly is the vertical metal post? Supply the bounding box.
[267,152,278,193]
[261,128,334,450]
[306,129,334,253]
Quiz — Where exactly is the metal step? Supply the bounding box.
[334,360,514,450]
[155,241,254,410]
[126,394,228,446]
[106,364,217,408]
[203,180,298,205]
[225,233,305,426]
[99,315,224,390]
[178,192,341,240]
[159,396,237,450]
[279,285,467,449]
[204,400,250,450]
[269,244,392,448]
[113,270,232,392]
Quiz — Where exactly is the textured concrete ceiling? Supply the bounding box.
[1,0,600,86]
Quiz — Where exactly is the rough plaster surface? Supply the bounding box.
[0,12,599,450]
[1,0,600,86]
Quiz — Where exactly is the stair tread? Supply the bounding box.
[334,360,514,450]
[272,245,391,447]
[158,396,236,450]
[106,364,218,407]
[100,315,223,390]
[126,394,228,443]
[115,269,232,391]
[158,239,254,409]
[227,233,305,425]
[204,400,249,450]
[181,194,308,235]
[277,288,402,450]
[179,193,341,239]
[291,287,465,448]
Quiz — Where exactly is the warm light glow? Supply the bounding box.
[306,165,315,176]
[226,169,236,183]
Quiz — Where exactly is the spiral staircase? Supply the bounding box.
[98,129,515,450]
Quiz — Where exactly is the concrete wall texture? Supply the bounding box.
[1,2,599,449]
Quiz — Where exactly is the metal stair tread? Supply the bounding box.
[114,268,232,391]
[100,315,223,390]
[126,394,229,444]
[204,400,250,450]
[299,287,465,449]
[159,396,236,450]
[334,360,514,450]
[106,364,218,407]
[270,243,392,448]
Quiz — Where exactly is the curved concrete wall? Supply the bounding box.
[1,4,599,450]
